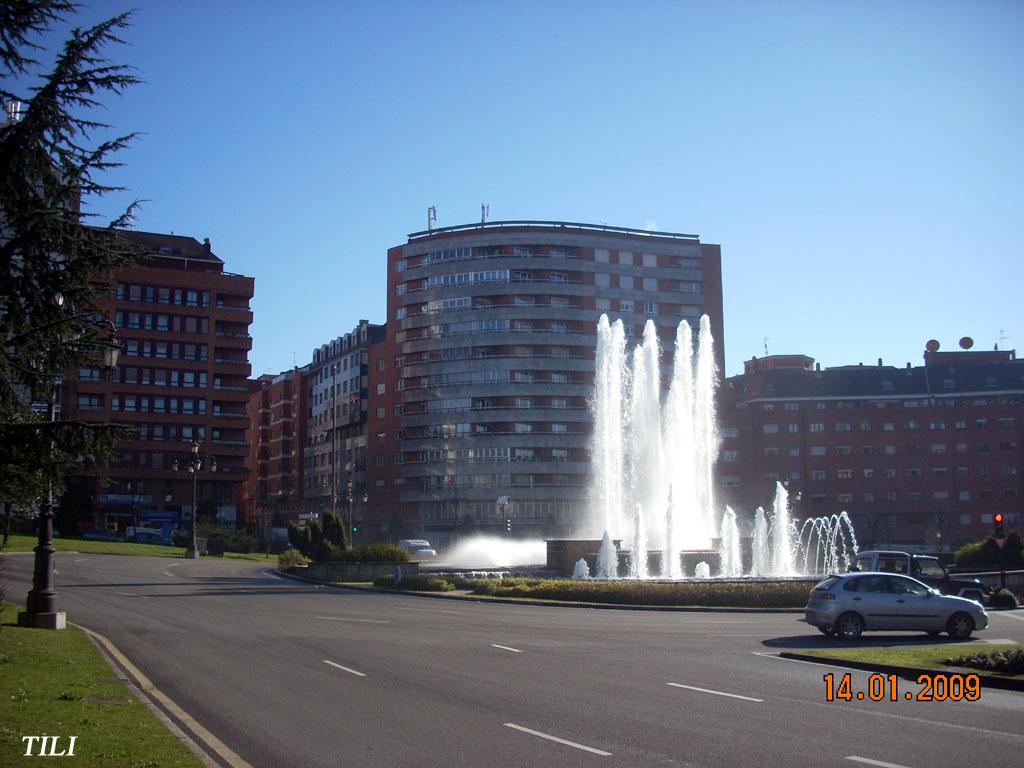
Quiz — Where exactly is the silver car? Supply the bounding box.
[805,572,989,640]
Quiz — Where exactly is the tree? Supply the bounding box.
[0,1,142,504]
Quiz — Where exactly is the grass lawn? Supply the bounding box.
[0,602,203,767]
[1,533,273,562]
[799,643,1024,678]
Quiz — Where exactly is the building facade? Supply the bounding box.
[367,220,723,548]
[242,367,307,534]
[66,230,254,532]
[718,348,1024,550]
[302,321,386,537]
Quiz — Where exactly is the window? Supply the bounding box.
[809,422,824,433]
[763,424,779,434]
[763,447,779,457]
[810,446,826,456]
[837,469,853,479]
[788,447,800,457]
[643,277,658,291]
[836,422,852,432]
[787,423,799,433]
[884,445,896,455]
[929,420,946,431]
[376,383,386,395]
[550,423,567,434]
[620,275,635,290]
[721,450,739,462]
[811,470,827,480]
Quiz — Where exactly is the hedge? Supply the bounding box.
[469,577,813,607]
[372,575,455,591]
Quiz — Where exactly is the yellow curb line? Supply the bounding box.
[77,624,254,768]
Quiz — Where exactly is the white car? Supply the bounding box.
[805,571,989,640]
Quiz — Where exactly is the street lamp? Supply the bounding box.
[172,440,216,558]
[19,321,120,630]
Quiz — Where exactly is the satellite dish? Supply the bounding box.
[959,336,974,350]
[925,339,940,353]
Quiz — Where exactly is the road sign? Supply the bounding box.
[994,536,1007,550]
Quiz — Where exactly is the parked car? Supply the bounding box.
[850,550,989,604]
[805,571,989,640]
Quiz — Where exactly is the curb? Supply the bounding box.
[777,652,1024,692]
[278,568,804,613]
[76,623,255,767]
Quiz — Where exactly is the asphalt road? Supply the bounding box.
[3,552,1023,768]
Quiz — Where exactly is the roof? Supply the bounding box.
[114,229,223,267]
[729,353,1024,400]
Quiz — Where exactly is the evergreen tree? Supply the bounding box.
[0,2,142,502]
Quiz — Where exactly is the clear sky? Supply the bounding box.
[39,0,1024,377]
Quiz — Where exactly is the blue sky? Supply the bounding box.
[38,0,1024,377]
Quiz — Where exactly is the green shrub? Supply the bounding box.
[372,574,455,591]
[944,647,1024,675]
[988,588,1020,609]
[468,578,813,607]
[955,530,1024,569]
[349,542,410,563]
[278,548,310,571]
[197,523,256,553]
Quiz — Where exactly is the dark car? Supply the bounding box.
[851,550,988,604]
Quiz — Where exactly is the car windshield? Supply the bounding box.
[913,559,946,578]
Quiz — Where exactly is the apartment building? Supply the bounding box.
[302,321,386,537]
[718,348,1024,549]
[367,220,723,548]
[66,230,255,532]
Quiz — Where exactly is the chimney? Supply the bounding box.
[203,237,211,257]
[878,358,883,367]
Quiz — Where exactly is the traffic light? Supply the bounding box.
[994,513,1005,537]
[504,518,512,533]
[351,524,359,534]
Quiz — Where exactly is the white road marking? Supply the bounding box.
[490,643,522,653]
[163,563,181,578]
[504,723,611,756]
[53,568,59,574]
[322,659,367,677]
[114,591,147,599]
[666,683,764,702]
[846,757,913,768]
[73,558,86,562]
[393,606,461,615]
[316,616,390,624]
[262,569,284,580]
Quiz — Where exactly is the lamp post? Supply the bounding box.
[497,495,511,537]
[20,325,120,630]
[172,440,216,558]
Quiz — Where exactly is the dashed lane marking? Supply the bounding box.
[322,659,367,677]
[504,723,611,756]
[666,682,764,702]
[490,643,523,653]
[846,757,913,768]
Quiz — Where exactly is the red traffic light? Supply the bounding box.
[994,513,1004,524]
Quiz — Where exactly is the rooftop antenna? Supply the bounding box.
[481,203,489,224]
[427,206,437,233]
[763,337,771,356]
[995,329,1009,351]
[292,351,297,367]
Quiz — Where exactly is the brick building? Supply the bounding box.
[367,220,723,549]
[302,321,386,537]
[66,230,254,533]
[242,367,307,534]
[718,348,1024,551]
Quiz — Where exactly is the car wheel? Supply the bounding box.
[947,613,974,640]
[834,612,864,640]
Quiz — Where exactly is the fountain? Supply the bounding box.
[583,313,856,580]
[797,512,859,575]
